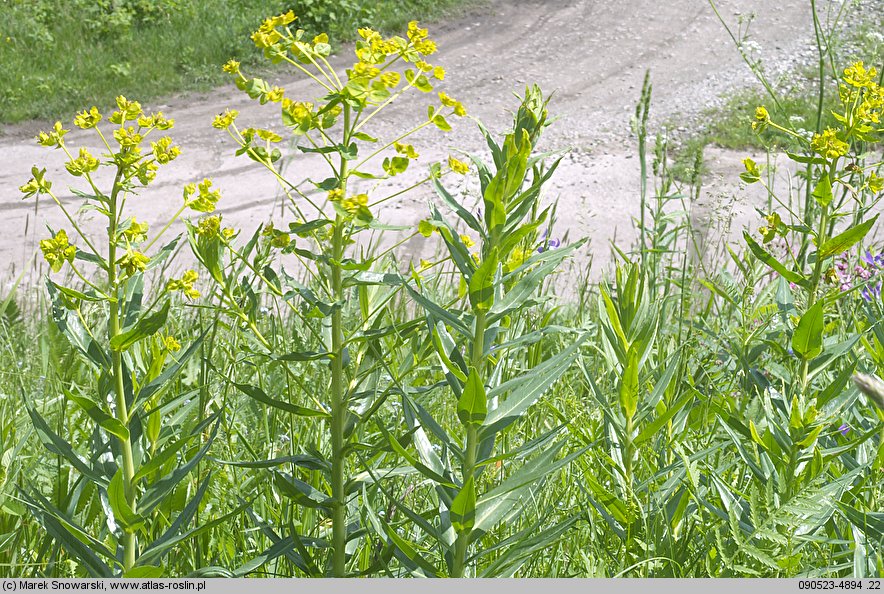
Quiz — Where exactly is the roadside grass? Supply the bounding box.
[0,0,477,125]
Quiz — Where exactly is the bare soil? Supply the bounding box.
[0,0,837,285]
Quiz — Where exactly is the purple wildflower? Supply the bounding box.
[838,423,851,436]
[536,230,561,253]
[861,281,882,302]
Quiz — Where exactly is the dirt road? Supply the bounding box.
[0,0,837,285]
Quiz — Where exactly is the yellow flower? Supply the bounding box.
[449,155,469,175]
[459,234,475,248]
[164,336,182,352]
[843,61,877,89]
[212,109,239,130]
[36,121,68,148]
[328,188,344,202]
[185,179,222,213]
[40,230,76,273]
[395,142,419,159]
[868,171,884,194]
[810,128,849,159]
[222,59,241,74]
[751,106,769,132]
[352,62,380,79]
[439,92,466,117]
[19,167,52,198]
[266,86,285,103]
[416,40,437,55]
[113,126,143,148]
[407,20,428,43]
[358,27,381,42]
[151,136,181,164]
[196,215,222,239]
[380,72,401,88]
[73,106,102,129]
[136,161,158,185]
[123,218,149,243]
[151,112,174,130]
[415,60,433,73]
[432,66,445,80]
[342,193,369,214]
[167,270,200,299]
[506,246,529,271]
[118,248,150,277]
[64,148,100,177]
[313,33,329,45]
[109,96,143,124]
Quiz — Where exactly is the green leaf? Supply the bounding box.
[457,368,487,426]
[634,392,694,445]
[483,334,587,436]
[64,390,129,441]
[273,472,334,510]
[469,248,498,312]
[108,470,145,532]
[432,113,452,131]
[232,381,329,418]
[744,232,807,287]
[619,344,640,420]
[819,214,879,259]
[450,476,476,532]
[792,300,825,360]
[812,173,833,207]
[110,301,170,352]
[838,502,884,541]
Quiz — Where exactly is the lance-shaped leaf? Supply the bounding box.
[469,248,498,312]
[483,334,587,437]
[792,300,825,360]
[450,476,476,532]
[819,214,879,259]
[108,470,145,532]
[744,232,807,287]
[458,368,488,426]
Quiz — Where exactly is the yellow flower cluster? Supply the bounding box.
[212,109,239,130]
[185,179,222,213]
[74,106,102,129]
[118,248,150,277]
[251,10,295,49]
[166,270,200,300]
[36,121,68,148]
[19,166,52,198]
[342,193,369,214]
[439,92,467,117]
[64,148,100,177]
[39,230,76,273]
[151,137,181,164]
[448,155,469,175]
[810,128,849,159]
[122,219,149,243]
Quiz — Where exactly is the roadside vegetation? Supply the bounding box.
[0,0,476,124]
[0,2,882,579]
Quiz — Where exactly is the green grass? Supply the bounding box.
[0,0,476,124]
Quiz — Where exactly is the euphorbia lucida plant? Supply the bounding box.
[19,98,221,576]
[724,61,883,514]
[192,11,468,576]
[377,86,588,576]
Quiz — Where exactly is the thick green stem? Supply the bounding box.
[107,170,138,573]
[329,104,351,578]
[451,310,487,578]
